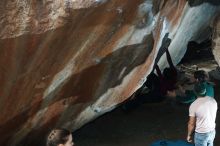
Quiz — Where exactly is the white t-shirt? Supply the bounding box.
[189,96,217,133]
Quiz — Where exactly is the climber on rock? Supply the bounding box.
[153,34,178,98]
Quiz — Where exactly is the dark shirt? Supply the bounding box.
[155,65,177,96]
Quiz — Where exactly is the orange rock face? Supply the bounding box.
[0,0,219,145]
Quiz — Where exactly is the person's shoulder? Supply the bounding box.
[189,99,198,107]
[210,98,218,109]
[191,97,207,107]
[206,96,215,100]
[211,97,217,103]
[206,96,217,104]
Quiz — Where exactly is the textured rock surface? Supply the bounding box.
[0,0,219,146]
[213,15,220,66]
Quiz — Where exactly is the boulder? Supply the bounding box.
[0,0,219,145]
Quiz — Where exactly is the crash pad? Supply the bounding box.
[150,140,194,146]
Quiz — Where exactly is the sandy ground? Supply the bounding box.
[73,60,220,146]
[73,84,220,146]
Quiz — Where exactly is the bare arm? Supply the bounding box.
[166,49,175,69]
[155,64,163,79]
[187,116,196,142]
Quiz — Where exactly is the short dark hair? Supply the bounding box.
[194,82,206,97]
[47,128,71,146]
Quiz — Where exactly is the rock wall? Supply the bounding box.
[213,15,220,66]
[0,0,219,146]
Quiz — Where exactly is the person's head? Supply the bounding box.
[194,82,206,97]
[47,128,74,146]
[193,70,207,82]
[163,67,175,80]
